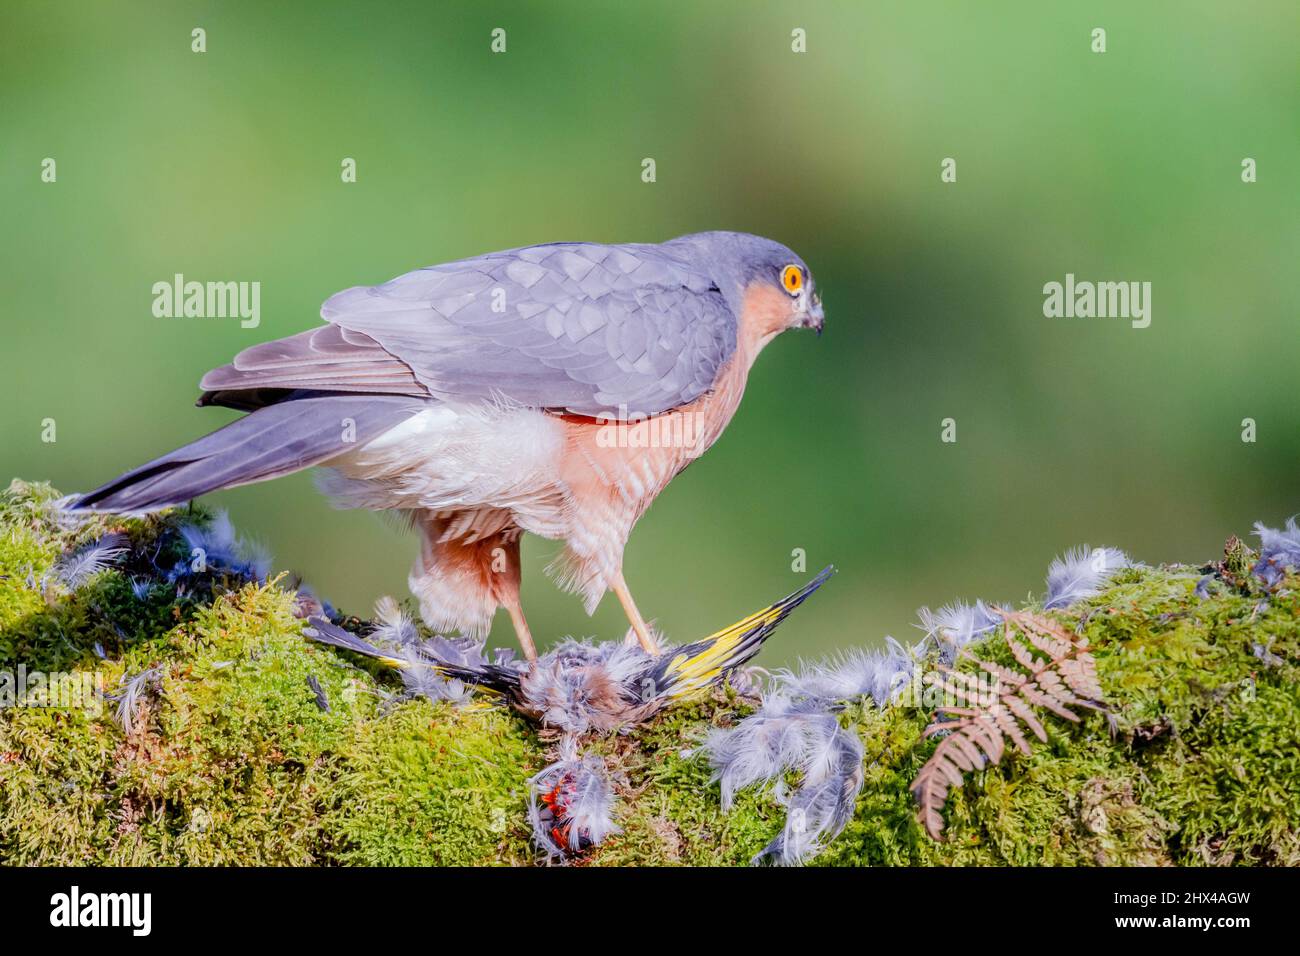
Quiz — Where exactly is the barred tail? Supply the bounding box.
[71,393,424,514]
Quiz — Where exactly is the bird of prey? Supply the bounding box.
[75,231,825,660]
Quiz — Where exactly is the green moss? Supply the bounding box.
[322,700,536,866]
[815,563,1300,867]
[1,479,1297,866]
[0,480,215,673]
[587,694,784,866]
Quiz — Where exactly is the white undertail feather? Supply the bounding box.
[319,402,570,539]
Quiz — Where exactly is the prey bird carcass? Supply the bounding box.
[303,566,835,860]
[302,567,834,734]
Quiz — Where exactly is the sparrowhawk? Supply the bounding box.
[74,231,825,659]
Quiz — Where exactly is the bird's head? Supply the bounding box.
[671,231,824,343]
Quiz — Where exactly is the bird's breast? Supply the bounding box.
[558,353,750,517]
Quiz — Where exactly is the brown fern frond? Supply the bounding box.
[930,665,988,709]
[1015,614,1074,660]
[1007,634,1040,671]
[913,714,1002,839]
[911,610,1105,840]
[976,658,1028,688]
[1002,695,1047,744]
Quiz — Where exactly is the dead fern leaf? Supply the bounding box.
[911,610,1104,841]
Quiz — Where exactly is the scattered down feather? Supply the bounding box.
[1253,517,1300,587]
[111,666,162,736]
[774,639,916,706]
[754,717,864,866]
[1043,546,1130,609]
[51,533,128,589]
[708,543,1134,866]
[916,600,1000,662]
[169,511,271,583]
[704,694,864,866]
[706,695,831,808]
[1253,638,1284,668]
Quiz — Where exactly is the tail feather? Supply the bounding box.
[72,393,425,513]
[301,615,519,695]
[652,566,836,700]
[301,616,409,668]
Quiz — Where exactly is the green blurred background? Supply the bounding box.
[2,1,1297,663]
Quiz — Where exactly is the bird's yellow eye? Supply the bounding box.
[781,264,803,295]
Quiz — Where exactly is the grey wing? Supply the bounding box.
[317,242,737,418]
[201,242,736,418]
[199,323,429,401]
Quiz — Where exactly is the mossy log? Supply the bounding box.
[1,479,1296,865]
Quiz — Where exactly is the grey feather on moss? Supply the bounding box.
[111,666,162,736]
[753,720,864,866]
[1043,546,1130,609]
[704,694,864,866]
[306,674,329,711]
[1253,638,1284,668]
[169,511,270,583]
[707,543,1134,865]
[774,639,915,706]
[705,695,826,809]
[1253,517,1300,587]
[916,600,1000,661]
[52,534,128,589]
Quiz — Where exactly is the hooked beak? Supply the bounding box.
[798,293,825,336]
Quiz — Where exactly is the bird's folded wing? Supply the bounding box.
[200,323,429,396]
[202,243,738,420]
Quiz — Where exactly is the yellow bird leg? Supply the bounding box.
[611,570,660,655]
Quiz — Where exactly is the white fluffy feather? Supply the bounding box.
[1043,546,1130,609]
[319,402,570,539]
